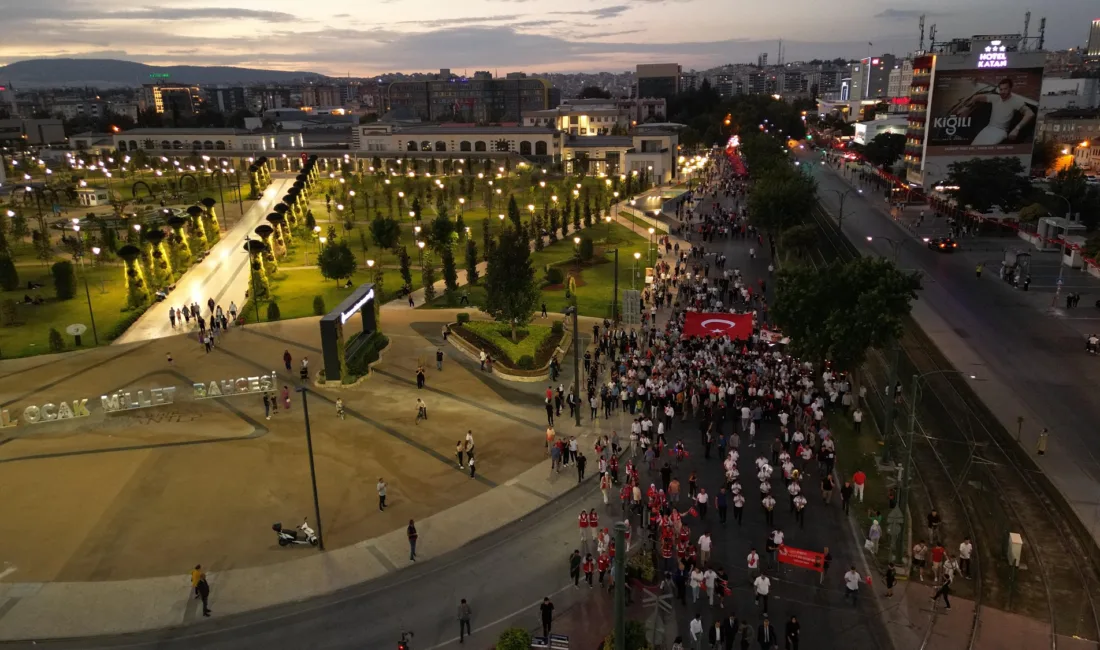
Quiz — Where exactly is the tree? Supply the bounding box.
[441,246,459,296]
[779,224,818,265]
[370,213,401,250]
[429,212,456,252]
[579,236,594,261]
[572,201,581,232]
[411,196,422,221]
[51,261,76,300]
[507,195,522,229]
[484,226,540,342]
[578,86,612,99]
[318,241,358,286]
[583,201,593,229]
[266,301,281,321]
[1031,138,1059,176]
[861,133,906,168]
[772,257,920,403]
[464,238,479,285]
[312,295,326,315]
[398,245,413,290]
[48,327,65,352]
[0,255,18,291]
[1017,203,1049,224]
[748,168,817,233]
[943,157,1031,214]
[421,254,437,303]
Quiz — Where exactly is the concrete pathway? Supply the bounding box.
[113,178,294,344]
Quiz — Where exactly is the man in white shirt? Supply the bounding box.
[689,613,704,649]
[843,566,861,604]
[747,548,760,578]
[852,408,863,433]
[962,78,1035,146]
[753,573,771,611]
[958,538,973,579]
[703,567,718,606]
[698,532,713,565]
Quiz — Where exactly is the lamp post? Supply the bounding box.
[313,225,322,257]
[629,198,637,232]
[604,214,613,244]
[573,236,581,265]
[633,251,641,289]
[1046,191,1073,310]
[76,241,101,345]
[865,235,904,463]
[612,521,627,650]
[892,370,977,563]
[295,386,326,551]
[565,305,582,426]
[417,239,425,265]
[648,227,656,266]
[823,187,862,229]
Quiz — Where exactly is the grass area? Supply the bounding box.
[618,210,662,234]
[457,321,558,368]
[341,331,390,383]
[0,262,138,358]
[425,222,651,319]
[829,414,896,570]
[243,266,417,324]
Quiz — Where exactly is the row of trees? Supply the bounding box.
[740,131,920,402]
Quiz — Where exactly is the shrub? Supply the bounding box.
[626,548,657,582]
[345,332,389,377]
[48,327,65,352]
[544,266,565,285]
[579,236,594,261]
[456,312,471,324]
[106,308,147,340]
[266,301,281,321]
[602,620,652,650]
[551,320,564,335]
[496,628,532,650]
[312,295,326,316]
[0,255,18,291]
[0,299,18,326]
[51,261,76,300]
[517,354,535,370]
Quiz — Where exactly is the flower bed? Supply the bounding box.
[454,321,562,370]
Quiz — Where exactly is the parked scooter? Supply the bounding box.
[273,518,318,546]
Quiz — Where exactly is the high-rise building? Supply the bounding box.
[679,72,698,92]
[208,87,249,114]
[386,75,552,122]
[1088,19,1100,59]
[887,60,914,99]
[713,74,735,97]
[757,53,768,68]
[636,63,682,98]
[140,83,202,115]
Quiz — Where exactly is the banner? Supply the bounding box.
[682,312,753,340]
[777,544,825,572]
[759,329,790,345]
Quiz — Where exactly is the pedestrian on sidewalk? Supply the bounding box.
[958,538,973,578]
[196,572,212,617]
[852,470,865,502]
[457,598,472,643]
[717,487,728,524]
[469,457,476,479]
[884,562,897,598]
[753,573,770,611]
[190,564,205,599]
[576,451,587,482]
[784,615,799,650]
[539,597,555,639]
[689,613,705,650]
[757,616,776,649]
[283,349,292,371]
[570,549,582,587]
[932,572,953,610]
[840,481,853,513]
[407,519,418,561]
[436,347,444,371]
[377,478,387,511]
[1037,428,1049,456]
[583,553,595,587]
[457,440,465,468]
[912,540,929,582]
[930,542,946,582]
[263,392,271,420]
[819,547,832,585]
[843,566,861,605]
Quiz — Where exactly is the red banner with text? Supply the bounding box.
[778,545,825,572]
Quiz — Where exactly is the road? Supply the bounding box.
[802,149,1100,542]
[113,177,294,344]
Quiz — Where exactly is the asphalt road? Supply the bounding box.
[804,150,1100,535]
[4,178,891,650]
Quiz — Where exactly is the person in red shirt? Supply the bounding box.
[582,553,595,587]
[578,510,589,543]
[930,543,946,582]
[589,509,599,534]
[661,539,674,572]
[853,470,866,503]
[597,553,610,585]
[679,525,691,546]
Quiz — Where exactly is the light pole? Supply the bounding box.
[612,521,627,650]
[564,305,582,426]
[1046,191,1073,309]
[893,370,977,563]
[866,235,904,463]
[417,239,425,265]
[648,227,656,266]
[823,187,862,230]
[633,251,641,289]
[295,386,326,551]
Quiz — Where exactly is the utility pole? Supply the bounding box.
[894,374,919,563]
[297,387,325,551]
[567,305,582,426]
[612,248,619,323]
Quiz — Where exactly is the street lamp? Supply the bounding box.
[823,187,862,229]
[1046,191,1074,309]
[458,197,465,214]
[865,235,903,264]
[563,305,582,426]
[633,251,641,289]
[892,370,978,563]
[417,239,426,265]
[648,227,656,266]
[295,386,326,551]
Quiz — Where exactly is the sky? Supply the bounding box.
[0,0,1096,75]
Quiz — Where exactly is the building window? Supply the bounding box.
[460,141,472,152]
[406,141,417,152]
[420,141,432,151]
[173,140,184,149]
[215,141,226,150]
[519,141,532,155]
[535,141,547,156]
[118,141,127,151]
[203,140,214,150]
[435,140,447,152]
[128,140,138,150]
[161,140,171,149]
[475,141,486,152]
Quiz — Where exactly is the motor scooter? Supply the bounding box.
[273,518,318,546]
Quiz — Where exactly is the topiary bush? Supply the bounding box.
[0,299,18,326]
[579,236,594,261]
[602,620,652,650]
[48,327,65,352]
[0,255,19,291]
[456,312,471,324]
[544,266,565,285]
[551,320,564,335]
[517,354,535,370]
[266,301,281,321]
[496,627,532,650]
[312,295,326,316]
[51,261,76,300]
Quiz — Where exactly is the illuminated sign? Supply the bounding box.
[871,58,880,65]
[340,289,375,324]
[978,41,1008,69]
[149,73,171,79]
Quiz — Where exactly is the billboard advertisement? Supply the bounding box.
[925,48,1044,159]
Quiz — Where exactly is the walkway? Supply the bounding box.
[113,177,295,344]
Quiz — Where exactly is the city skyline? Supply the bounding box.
[0,0,1097,76]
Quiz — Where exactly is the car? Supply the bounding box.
[926,237,958,252]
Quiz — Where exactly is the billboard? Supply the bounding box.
[925,49,1044,159]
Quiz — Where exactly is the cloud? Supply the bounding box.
[556,5,631,19]
[396,14,524,27]
[875,9,935,19]
[102,7,299,22]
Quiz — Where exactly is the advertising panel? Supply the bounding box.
[925,48,1044,159]
[777,545,825,572]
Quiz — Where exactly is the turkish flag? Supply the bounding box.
[682,312,753,340]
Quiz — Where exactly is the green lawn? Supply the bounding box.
[422,222,651,319]
[458,321,557,367]
[0,262,137,358]
[244,266,419,323]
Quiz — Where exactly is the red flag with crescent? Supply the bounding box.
[682,312,753,340]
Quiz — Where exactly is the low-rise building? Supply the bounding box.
[522,98,667,135]
[111,128,303,153]
[76,187,111,207]
[0,118,65,146]
[1037,108,1100,145]
[352,123,559,159]
[561,124,680,182]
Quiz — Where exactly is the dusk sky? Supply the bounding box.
[1,0,1096,75]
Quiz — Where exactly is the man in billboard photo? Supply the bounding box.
[957,78,1035,146]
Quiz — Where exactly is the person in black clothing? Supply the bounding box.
[539,597,555,638]
[721,613,740,650]
[758,616,776,649]
[840,482,853,514]
[660,462,673,492]
[932,573,952,609]
[784,615,799,650]
[196,575,212,617]
[717,487,728,524]
[569,550,581,587]
[576,451,587,483]
[416,366,426,389]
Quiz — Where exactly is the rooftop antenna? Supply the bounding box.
[1038,17,1046,51]
[1022,11,1031,51]
[929,24,937,50]
[778,39,783,65]
[918,14,926,52]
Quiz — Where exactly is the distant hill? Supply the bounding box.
[0,59,328,88]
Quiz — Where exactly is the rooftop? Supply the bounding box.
[393,125,557,135]
[564,135,633,148]
[116,128,250,136]
[1045,108,1100,119]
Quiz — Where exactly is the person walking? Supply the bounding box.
[708,620,723,649]
[570,549,582,587]
[468,456,476,479]
[195,571,212,617]
[753,573,770,612]
[852,470,865,502]
[784,615,800,650]
[932,571,953,610]
[283,349,292,372]
[457,598,472,643]
[912,540,929,582]
[733,492,745,525]
[843,566,861,604]
[958,537,973,579]
[457,440,466,469]
[717,487,728,525]
[689,613,705,650]
[757,616,776,650]
[540,597,555,640]
[190,564,205,599]
[840,481,853,513]
[436,347,444,371]
[407,519,418,561]
[377,478,388,511]
[576,451,587,482]
[884,562,897,598]
[582,553,595,587]
[262,392,271,420]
